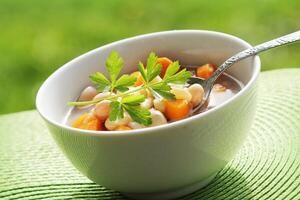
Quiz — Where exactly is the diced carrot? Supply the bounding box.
[164,99,191,121]
[196,64,216,79]
[131,71,144,86]
[157,57,173,78]
[72,113,104,131]
[72,114,88,128]
[115,125,132,131]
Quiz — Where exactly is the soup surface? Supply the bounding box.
[66,52,243,131]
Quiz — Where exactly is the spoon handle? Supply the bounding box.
[210,31,300,82]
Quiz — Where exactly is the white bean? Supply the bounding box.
[79,86,97,101]
[171,87,192,101]
[188,84,204,107]
[105,113,131,131]
[93,92,111,101]
[153,98,166,113]
[94,100,111,121]
[150,109,167,127]
[140,97,153,109]
[128,122,146,129]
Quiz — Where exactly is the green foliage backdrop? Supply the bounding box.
[0,0,299,114]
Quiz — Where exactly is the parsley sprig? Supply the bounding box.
[110,95,152,125]
[68,51,191,125]
[89,52,136,92]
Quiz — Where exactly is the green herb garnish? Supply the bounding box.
[89,51,136,92]
[109,95,151,125]
[68,51,191,126]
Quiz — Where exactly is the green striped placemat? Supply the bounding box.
[0,69,299,199]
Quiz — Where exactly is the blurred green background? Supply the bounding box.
[0,0,299,114]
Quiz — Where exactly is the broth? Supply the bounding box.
[66,52,244,131]
[66,70,243,127]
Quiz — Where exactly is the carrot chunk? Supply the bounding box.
[164,99,191,121]
[157,57,173,78]
[131,71,144,86]
[72,113,103,131]
[115,125,132,131]
[196,64,216,79]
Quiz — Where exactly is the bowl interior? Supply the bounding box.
[36,30,260,126]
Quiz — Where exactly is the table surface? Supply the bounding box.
[0,69,300,200]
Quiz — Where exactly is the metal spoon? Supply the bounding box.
[188,31,300,111]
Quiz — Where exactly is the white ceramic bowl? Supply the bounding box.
[36,30,260,200]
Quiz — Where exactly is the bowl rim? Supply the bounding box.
[36,30,261,137]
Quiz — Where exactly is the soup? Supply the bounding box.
[66,52,243,131]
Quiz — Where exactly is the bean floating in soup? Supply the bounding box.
[67,52,243,131]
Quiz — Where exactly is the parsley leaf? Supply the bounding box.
[137,52,162,84]
[115,74,137,92]
[106,51,124,84]
[153,89,175,100]
[121,94,151,125]
[89,72,111,92]
[163,61,180,78]
[121,94,146,106]
[150,82,175,99]
[145,52,162,82]
[162,61,191,84]
[91,52,136,92]
[150,84,175,100]
[109,101,124,121]
[151,82,171,91]
[138,62,147,82]
[123,104,152,126]
[148,63,162,82]
[163,68,191,84]
[109,94,151,126]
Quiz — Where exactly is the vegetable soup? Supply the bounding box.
[66,52,243,131]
